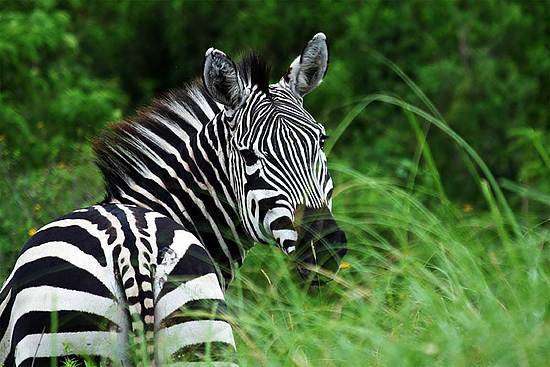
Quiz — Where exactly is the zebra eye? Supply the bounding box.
[240,149,260,166]
[320,134,329,149]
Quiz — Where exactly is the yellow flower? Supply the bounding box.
[463,203,473,213]
[28,227,37,237]
[339,261,351,270]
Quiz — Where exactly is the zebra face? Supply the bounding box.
[203,33,347,282]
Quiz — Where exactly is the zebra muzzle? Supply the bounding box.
[293,206,347,285]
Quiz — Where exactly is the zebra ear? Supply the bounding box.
[286,33,329,97]
[203,48,247,111]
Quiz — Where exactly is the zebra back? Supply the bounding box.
[0,204,233,366]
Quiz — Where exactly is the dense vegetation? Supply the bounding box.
[0,1,548,366]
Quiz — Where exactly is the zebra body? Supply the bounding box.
[1,33,346,365]
[1,204,233,365]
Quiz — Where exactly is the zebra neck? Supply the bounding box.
[185,118,253,278]
[107,116,249,284]
[93,79,259,284]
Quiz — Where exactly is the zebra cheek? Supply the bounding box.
[243,191,266,242]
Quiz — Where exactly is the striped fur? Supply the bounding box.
[1,33,346,366]
[0,204,233,365]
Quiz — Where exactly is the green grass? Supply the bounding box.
[0,145,104,279]
[2,95,549,367]
[226,73,549,365]
[229,169,548,366]
[226,69,548,365]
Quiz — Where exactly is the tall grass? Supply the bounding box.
[1,60,548,367]
[228,165,548,366]
[225,56,548,366]
[227,134,549,366]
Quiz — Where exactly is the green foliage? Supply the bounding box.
[1,0,548,207]
[0,145,103,278]
[0,1,125,167]
[0,1,548,366]
[229,177,549,366]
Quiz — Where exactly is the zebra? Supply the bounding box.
[0,32,347,366]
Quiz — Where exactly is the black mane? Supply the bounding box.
[93,51,271,201]
[237,52,271,95]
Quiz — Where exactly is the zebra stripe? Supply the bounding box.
[1,33,346,365]
[1,204,233,366]
[15,331,126,366]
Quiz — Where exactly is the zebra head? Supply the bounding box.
[203,33,347,282]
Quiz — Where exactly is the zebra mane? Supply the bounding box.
[237,52,271,95]
[93,52,270,200]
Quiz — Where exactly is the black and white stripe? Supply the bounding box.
[0,205,234,366]
[1,33,346,366]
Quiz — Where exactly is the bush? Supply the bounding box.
[0,2,125,168]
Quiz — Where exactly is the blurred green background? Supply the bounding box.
[0,1,549,366]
